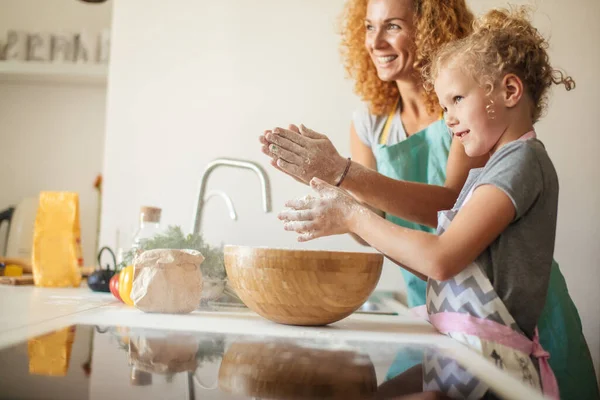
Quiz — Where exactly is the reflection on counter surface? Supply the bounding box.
[218,341,377,399]
[0,324,513,399]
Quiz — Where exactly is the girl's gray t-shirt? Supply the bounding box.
[453,138,558,338]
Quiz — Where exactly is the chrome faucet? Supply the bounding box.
[204,190,237,221]
[192,158,271,235]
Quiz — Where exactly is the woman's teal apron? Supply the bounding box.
[375,117,450,308]
[373,104,598,397]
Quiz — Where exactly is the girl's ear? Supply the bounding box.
[502,73,524,108]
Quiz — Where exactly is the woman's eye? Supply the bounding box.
[365,24,374,31]
[453,96,463,104]
[387,23,401,30]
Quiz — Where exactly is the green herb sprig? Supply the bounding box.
[121,225,226,279]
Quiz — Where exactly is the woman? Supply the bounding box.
[260,0,597,397]
[264,0,485,307]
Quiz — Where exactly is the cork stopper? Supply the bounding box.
[140,206,161,223]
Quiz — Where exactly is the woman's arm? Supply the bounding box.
[341,136,487,227]
[262,126,487,228]
[349,122,379,202]
[349,122,384,246]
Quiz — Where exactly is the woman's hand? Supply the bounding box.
[278,178,363,242]
[259,124,305,185]
[259,124,347,185]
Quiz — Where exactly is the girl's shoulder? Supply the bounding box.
[486,138,556,180]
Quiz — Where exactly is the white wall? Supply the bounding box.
[101,0,600,379]
[100,1,371,249]
[0,0,112,265]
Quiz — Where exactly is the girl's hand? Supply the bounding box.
[259,124,347,185]
[278,178,363,242]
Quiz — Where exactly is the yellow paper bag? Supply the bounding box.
[32,192,83,287]
[28,326,76,376]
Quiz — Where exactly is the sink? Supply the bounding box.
[356,300,398,315]
[206,290,400,316]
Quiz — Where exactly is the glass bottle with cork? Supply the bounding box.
[131,206,162,253]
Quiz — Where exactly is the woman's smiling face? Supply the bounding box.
[364,0,417,82]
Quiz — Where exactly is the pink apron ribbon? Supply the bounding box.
[428,312,559,400]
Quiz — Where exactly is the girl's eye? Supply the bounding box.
[387,23,401,30]
[365,24,374,31]
[453,96,463,104]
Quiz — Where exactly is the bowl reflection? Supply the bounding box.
[218,341,377,399]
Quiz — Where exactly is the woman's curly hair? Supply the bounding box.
[426,7,575,122]
[339,0,474,116]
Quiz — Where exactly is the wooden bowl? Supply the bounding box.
[218,341,377,399]
[224,245,383,326]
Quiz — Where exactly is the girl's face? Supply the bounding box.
[435,65,508,157]
[364,0,417,82]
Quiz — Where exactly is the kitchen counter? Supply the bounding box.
[0,285,547,400]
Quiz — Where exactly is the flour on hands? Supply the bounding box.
[279,178,363,242]
[260,125,347,185]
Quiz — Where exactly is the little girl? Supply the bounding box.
[279,7,596,399]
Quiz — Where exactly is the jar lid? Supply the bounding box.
[140,206,161,223]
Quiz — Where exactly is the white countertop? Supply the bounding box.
[0,285,547,400]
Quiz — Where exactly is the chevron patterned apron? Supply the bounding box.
[423,132,559,399]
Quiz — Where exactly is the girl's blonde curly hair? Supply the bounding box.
[426,7,575,123]
[339,0,474,116]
